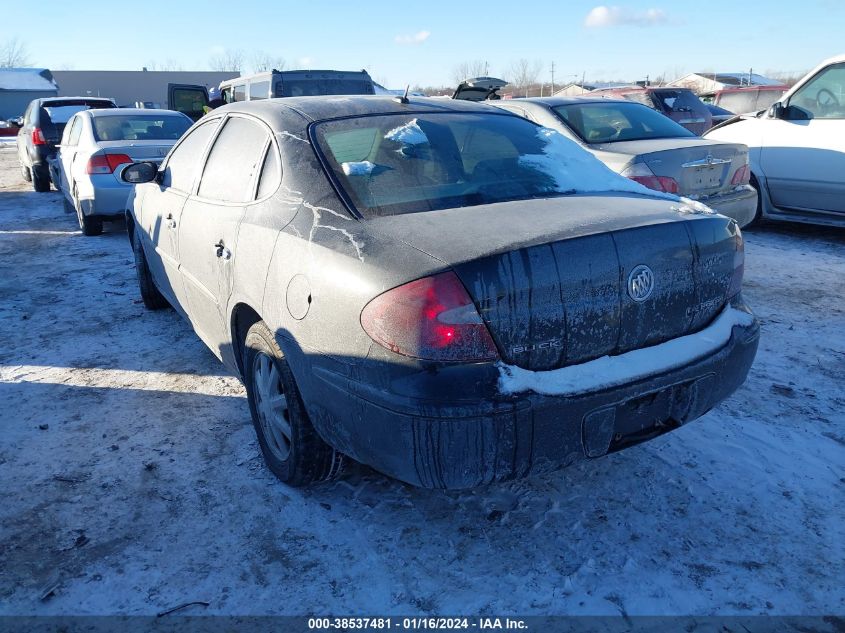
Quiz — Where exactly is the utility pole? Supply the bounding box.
[550,61,556,94]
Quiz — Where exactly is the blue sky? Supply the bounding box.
[8,0,842,87]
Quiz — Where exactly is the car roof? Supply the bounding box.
[503,96,633,107]
[38,97,115,105]
[210,95,505,128]
[86,108,187,117]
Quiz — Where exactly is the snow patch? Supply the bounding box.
[498,306,755,396]
[671,197,718,216]
[342,161,378,176]
[384,118,429,146]
[520,127,679,200]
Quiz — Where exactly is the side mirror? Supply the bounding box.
[120,162,158,184]
[769,102,786,119]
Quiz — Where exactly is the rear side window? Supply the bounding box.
[164,119,219,192]
[249,81,270,100]
[66,117,84,146]
[233,84,246,102]
[198,117,268,202]
[256,146,281,198]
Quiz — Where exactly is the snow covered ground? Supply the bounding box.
[0,144,842,618]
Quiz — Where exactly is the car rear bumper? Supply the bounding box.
[77,177,132,218]
[303,302,760,489]
[701,185,758,228]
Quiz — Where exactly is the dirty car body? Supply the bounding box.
[125,96,759,489]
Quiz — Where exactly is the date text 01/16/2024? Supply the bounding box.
[307,618,529,630]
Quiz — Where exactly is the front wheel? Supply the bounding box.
[243,321,344,485]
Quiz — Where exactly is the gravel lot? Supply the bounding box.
[0,140,843,617]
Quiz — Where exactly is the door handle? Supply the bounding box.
[165,213,176,229]
[214,240,231,260]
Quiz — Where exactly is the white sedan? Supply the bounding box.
[705,53,845,227]
[52,108,192,236]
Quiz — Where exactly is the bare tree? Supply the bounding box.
[451,60,488,85]
[209,49,245,72]
[0,37,31,68]
[251,51,286,73]
[508,58,543,97]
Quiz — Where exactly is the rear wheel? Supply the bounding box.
[243,321,344,485]
[131,229,169,310]
[32,165,50,192]
[73,186,103,236]
[21,165,32,182]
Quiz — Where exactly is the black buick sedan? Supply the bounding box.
[121,96,759,489]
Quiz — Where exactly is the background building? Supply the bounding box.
[0,68,58,119]
[52,70,239,107]
[552,81,630,97]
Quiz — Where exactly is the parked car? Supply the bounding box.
[16,96,117,192]
[493,97,758,227]
[53,108,192,235]
[701,86,788,115]
[590,86,713,134]
[452,76,508,101]
[168,69,377,120]
[706,103,736,126]
[705,54,845,227]
[120,96,758,489]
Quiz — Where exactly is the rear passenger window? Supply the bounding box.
[249,81,270,100]
[66,117,83,146]
[233,84,246,102]
[164,119,219,192]
[198,117,268,203]
[256,145,281,198]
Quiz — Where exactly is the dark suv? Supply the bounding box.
[16,97,117,192]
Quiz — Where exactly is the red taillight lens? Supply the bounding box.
[86,153,132,175]
[731,164,751,186]
[31,128,46,145]
[361,271,500,362]
[621,163,679,194]
[727,226,744,300]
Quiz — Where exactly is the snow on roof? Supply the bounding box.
[0,68,58,92]
[689,72,782,87]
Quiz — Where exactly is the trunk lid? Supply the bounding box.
[96,141,176,182]
[368,194,737,371]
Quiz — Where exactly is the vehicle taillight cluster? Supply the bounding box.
[360,271,499,362]
[87,154,133,175]
[621,163,679,194]
[731,164,751,186]
[31,128,46,146]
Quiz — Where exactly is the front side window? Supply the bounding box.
[233,84,246,102]
[92,114,191,142]
[554,102,693,144]
[315,112,653,218]
[198,117,268,203]
[277,78,372,97]
[163,119,219,192]
[789,63,845,119]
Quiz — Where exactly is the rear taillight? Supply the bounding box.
[86,153,132,175]
[731,164,751,186]
[727,225,744,300]
[621,163,679,194]
[361,271,499,362]
[31,128,46,145]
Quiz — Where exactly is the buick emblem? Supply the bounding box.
[628,265,655,302]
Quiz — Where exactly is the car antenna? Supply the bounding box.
[394,85,410,104]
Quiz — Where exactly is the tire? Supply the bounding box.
[243,321,344,485]
[748,174,764,226]
[131,229,169,310]
[21,165,32,182]
[32,165,50,193]
[73,186,103,236]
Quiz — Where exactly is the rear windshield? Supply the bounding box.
[92,114,192,141]
[553,102,693,144]
[650,90,707,115]
[42,105,98,124]
[275,79,373,97]
[314,112,659,218]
